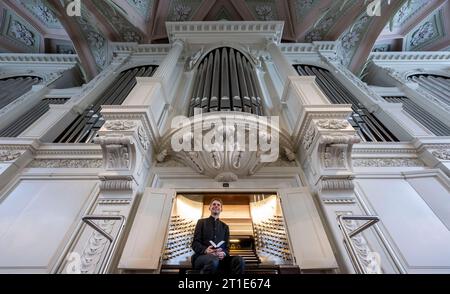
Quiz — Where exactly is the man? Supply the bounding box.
[191,198,245,274]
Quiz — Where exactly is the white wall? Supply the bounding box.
[355,172,450,273]
[0,179,98,273]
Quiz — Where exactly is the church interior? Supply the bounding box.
[0,0,449,275]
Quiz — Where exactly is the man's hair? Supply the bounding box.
[209,198,223,206]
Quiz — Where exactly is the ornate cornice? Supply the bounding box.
[0,54,78,64]
[111,43,171,55]
[166,21,284,44]
[279,42,337,55]
[369,51,450,63]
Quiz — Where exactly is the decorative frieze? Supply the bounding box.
[369,51,450,63]
[320,179,355,191]
[0,54,78,63]
[0,150,22,162]
[99,179,133,191]
[317,119,350,130]
[28,159,103,168]
[432,149,450,161]
[323,198,356,204]
[98,199,131,205]
[104,120,137,131]
[353,158,425,167]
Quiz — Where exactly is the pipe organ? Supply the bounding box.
[294,65,397,142]
[188,47,263,116]
[0,98,68,137]
[54,65,157,143]
[408,74,450,108]
[383,96,450,136]
[0,76,42,110]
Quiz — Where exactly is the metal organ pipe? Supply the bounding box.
[188,63,202,117]
[0,76,41,110]
[201,55,214,113]
[220,47,230,111]
[229,48,242,112]
[210,49,221,112]
[384,96,450,136]
[294,64,398,142]
[235,52,251,113]
[0,98,67,137]
[55,65,157,143]
[188,47,263,116]
[409,74,450,107]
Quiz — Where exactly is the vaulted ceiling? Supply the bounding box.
[0,0,448,80]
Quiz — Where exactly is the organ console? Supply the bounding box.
[253,215,292,262]
[163,215,196,262]
[162,194,293,268]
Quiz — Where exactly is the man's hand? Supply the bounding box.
[215,251,225,260]
[205,245,215,255]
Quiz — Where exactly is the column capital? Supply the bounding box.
[172,38,185,47]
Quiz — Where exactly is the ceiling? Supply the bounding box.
[0,0,448,80]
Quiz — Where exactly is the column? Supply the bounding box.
[153,39,184,93]
[266,40,298,85]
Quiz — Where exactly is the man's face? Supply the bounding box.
[209,200,222,216]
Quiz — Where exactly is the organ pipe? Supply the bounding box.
[0,76,41,110]
[0,98,67,137]
[384,96,450,136]
[210,49,221,112]
[220,47,230,111]
[409,74,450,107]
[188,47,263,116]
[229,49,242,112]
[295,64,398,142]
[55,65,157,143]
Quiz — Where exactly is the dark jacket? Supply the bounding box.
[191,216,230,263]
